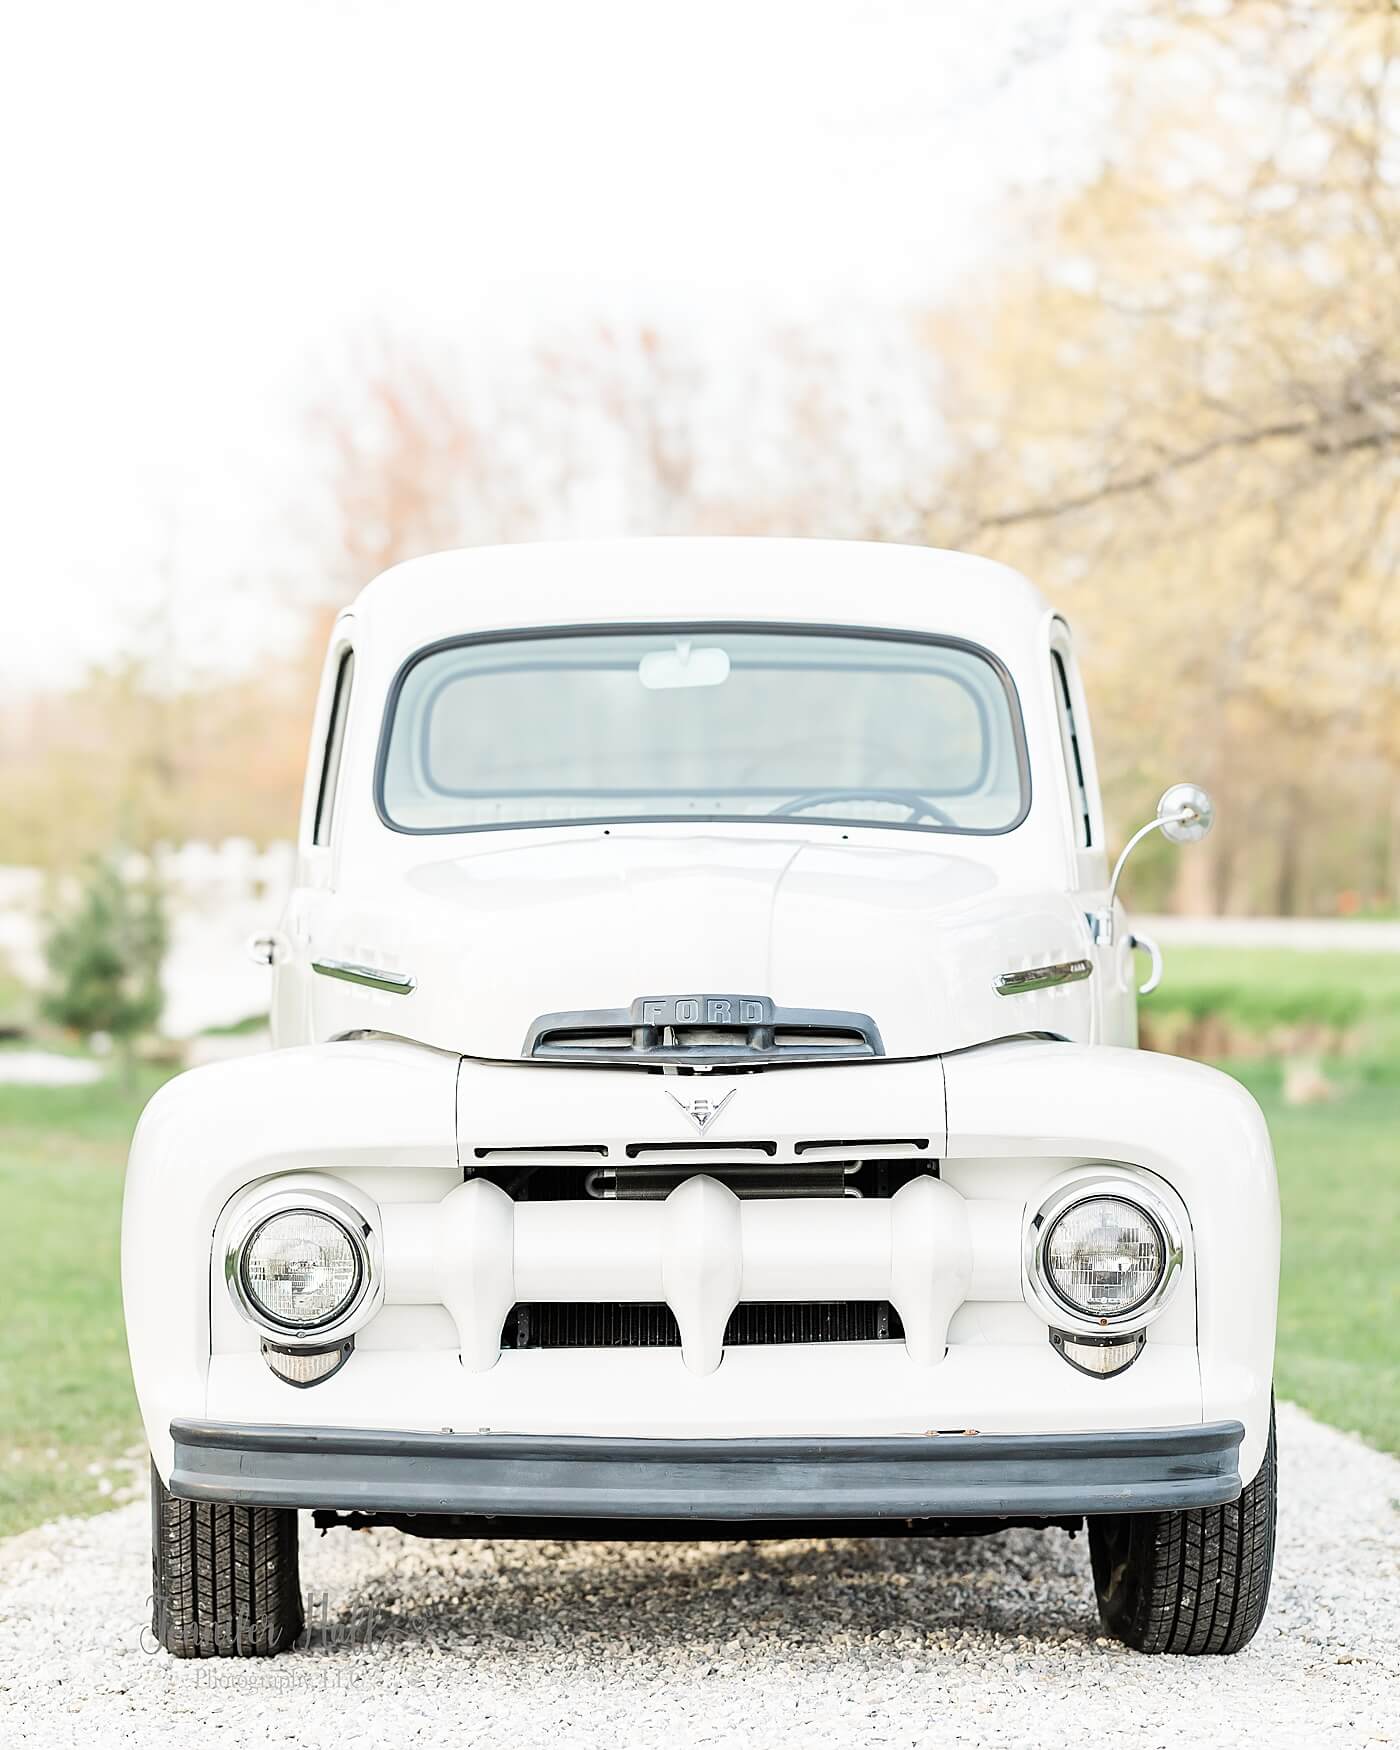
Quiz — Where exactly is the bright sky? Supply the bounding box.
[0,0,1113,686]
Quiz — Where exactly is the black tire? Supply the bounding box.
[1089,1402,1276,1655]
[150,1460,304,1656]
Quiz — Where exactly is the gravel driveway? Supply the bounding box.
[2,1403,1396,1748]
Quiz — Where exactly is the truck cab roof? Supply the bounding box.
[347,538,1054,666]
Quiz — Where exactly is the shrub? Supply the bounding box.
[41,858,168,1061]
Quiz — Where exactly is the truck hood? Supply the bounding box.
[309,832,1099,1060]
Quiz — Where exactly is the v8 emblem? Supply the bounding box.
[664,1088,736,1135]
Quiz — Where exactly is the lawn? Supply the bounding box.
[0,957,1396,1535]
[0,1069,172,1536]
[1232,1067,1400,1455]
[1136,947,1400,1449]
[1142,944,1400,1055]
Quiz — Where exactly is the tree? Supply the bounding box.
[305,319,943,592]
[42,858,168,1073]
[928,0,1400,912]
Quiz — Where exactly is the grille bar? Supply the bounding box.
[523,994,884,1064]
[500,1301,905,1350]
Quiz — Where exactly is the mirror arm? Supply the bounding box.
[1091,810,1193,947]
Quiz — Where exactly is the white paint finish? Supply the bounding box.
[352,1303,459,1352]
[202,1339,1204,1440]
[306,832,1101,1061]
[942,1041,1279,1480]
[662,1175,744,1375]
[512,1203,666,1303]
[454,1053,949,1164]
[121,539,1277,1511]
[122,1038,461,1476]
[332,1163,462,1207]
[888,1176,973,1366]
[738,1199,892,1300]
[437,1177,517,1374]
[330,1166,997,1380]
[174,1096,1245,1469]
[962,1200,1024,1301]
[946,1301,1046,1345]
[273,540,1134,1063]
[345,538,1053,687]
[126,1036,1270,1483]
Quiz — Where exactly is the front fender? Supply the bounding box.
[941,1040,1280,1481]
[122,1039,460,1479]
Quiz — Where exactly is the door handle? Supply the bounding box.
[247,932,289,968]
[1128,931,1163,996]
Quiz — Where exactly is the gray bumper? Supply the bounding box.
[169,1418,1244,1520]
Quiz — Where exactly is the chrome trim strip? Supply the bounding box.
[312,957,416,994]
[261,1337,356,1389]
[1049,1327,1147,1379]
[1024,1175,1186,1336]
[224,1186,381,1344]
[994,958,1093,997]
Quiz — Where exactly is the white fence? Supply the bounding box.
[0,841,295,1039]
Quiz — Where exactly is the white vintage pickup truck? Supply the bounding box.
[124,538,1278,1658]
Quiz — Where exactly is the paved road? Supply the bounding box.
[1136,915,1400,953]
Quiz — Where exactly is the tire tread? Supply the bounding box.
[150,1462,303,1657]
[1089,1402,1276,1655]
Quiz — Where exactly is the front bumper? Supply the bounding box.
[169,1417,1244,1520]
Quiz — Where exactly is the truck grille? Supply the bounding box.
[523,995,884,1065]
[468,1149,936,1202]
[499,1300,904,1349]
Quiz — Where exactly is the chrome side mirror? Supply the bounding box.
[1092,783,1214,946]
[1156,781,1214,844]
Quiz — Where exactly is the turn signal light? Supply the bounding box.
[1050,1328,1146,1378]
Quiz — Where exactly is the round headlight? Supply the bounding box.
[239,1209,364,1331]
[1041,1195,1165,1319]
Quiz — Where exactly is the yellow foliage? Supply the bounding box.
[930,0,1400,908]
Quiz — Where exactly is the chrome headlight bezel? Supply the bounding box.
[224,1184,382,1345]
[1024,1172,1185,1335]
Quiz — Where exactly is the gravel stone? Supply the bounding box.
[1,1403,1396,1747]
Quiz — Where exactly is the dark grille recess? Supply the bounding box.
[500,1300,904,1350]
[469,1158,937,1201]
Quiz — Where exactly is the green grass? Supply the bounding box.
[200,1011,268,1038]
[0,952,36,1036]
[0,1069,173,1536]
[1231,1064,1400,1456]
[1143,946,1400,1060]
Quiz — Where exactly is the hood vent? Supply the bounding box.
[523,993,884,1067]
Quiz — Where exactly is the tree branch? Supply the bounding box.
[973,393,1400,533]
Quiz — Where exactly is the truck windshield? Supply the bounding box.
[379,626,1027,836]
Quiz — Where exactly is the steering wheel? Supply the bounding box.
[766,788,958,827]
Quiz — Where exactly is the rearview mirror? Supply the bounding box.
[638,642,731,691]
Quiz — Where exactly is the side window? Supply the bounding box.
[1051,649,1092,849]
[312,649,355,848]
